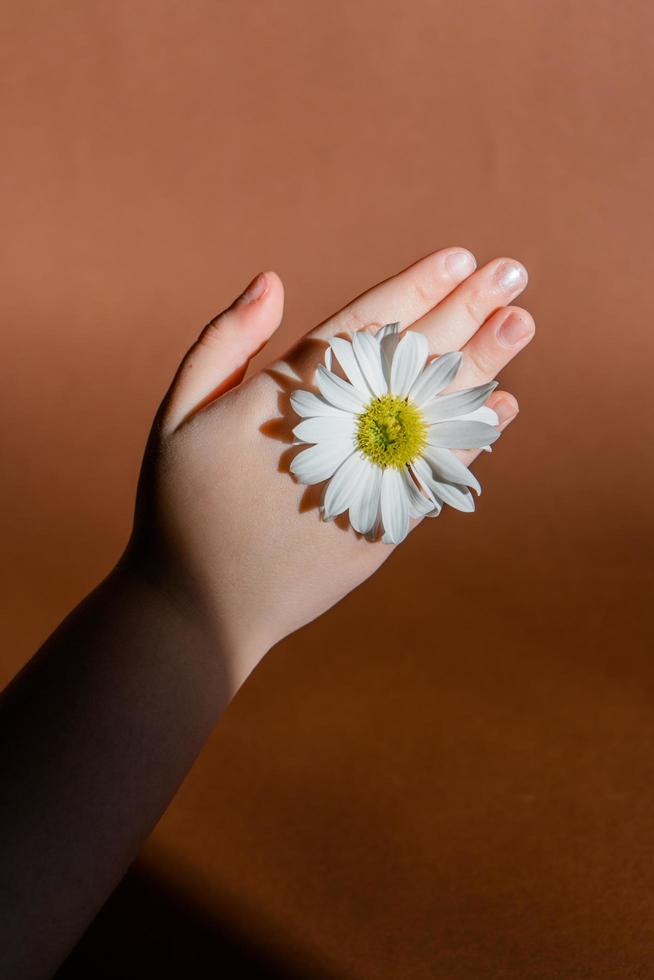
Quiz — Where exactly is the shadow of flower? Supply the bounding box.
[259,332,362,531]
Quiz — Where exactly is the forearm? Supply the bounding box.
[0,559,246,978]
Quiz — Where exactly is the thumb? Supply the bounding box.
[160,270,284,434]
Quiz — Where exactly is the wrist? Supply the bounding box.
[114,540,271,694]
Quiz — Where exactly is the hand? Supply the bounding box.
[0,248,535,979]
[125,248,534,683]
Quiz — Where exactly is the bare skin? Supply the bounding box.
[0,247,534,978]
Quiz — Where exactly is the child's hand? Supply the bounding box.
[126,248,534,682]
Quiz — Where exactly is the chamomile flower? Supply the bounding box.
[289,323,501,545]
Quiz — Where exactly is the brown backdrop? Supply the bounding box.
[2,2,654,977]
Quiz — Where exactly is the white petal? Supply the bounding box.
[430,481,475,512]
[322,452,368,521]
[352,330,387,398]
[422,381,498,423]
[324,346,332,370]
[426,419,500,449]
[380,467,409,545]
[400,465,437,517]
[457,402,499,454]
[292,415,356,444]
[290,389,353,419]
[389,330,429,398]
[376,322,402,384]
[408,351,463,407]
[412,456,475,512]
[422,446,481,495]
[365,505,382,542]
[327,337,369,394]
[375,321,401,341]
[316,365,368,413]
[349,459,382,534]
[290,440,354,484]
[451,404,500,425]
[412,458,443,517]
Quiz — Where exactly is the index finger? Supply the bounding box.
[311,246,477,341]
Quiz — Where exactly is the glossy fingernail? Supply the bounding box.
[239,271,268,303]
[495,261,527,292]
[496,398,519,425]
[445,249,476,279]
[498,311,533,348]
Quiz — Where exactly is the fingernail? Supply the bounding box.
[239,271,268,303]
[496,398,519,425]
[497,311,533,348]
[495,261,527,292]
[445,250,476,279]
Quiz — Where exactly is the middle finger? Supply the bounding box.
[412,256,528,354]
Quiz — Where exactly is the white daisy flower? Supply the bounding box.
[289,323,501,545]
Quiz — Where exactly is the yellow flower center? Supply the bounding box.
[356,394,427,469]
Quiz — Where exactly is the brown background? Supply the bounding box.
[2,1,654,977]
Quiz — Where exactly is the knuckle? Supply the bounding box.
[467,341,495,378]
[460,289,483,323]
[198,313,228,350]
[412,277,438,307]
[333,305,369,334]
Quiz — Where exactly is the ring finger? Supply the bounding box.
[451,305,535,391]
